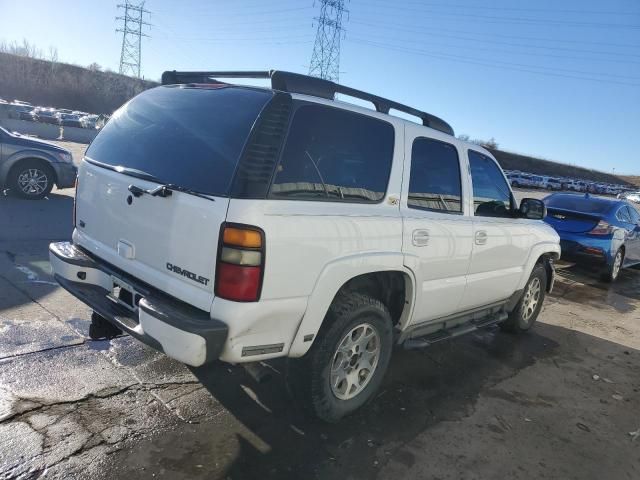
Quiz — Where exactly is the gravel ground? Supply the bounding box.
[0,140,638,480]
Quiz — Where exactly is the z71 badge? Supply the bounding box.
[166,263,210,286]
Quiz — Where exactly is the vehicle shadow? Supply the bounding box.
[183,325,560,479]
[0,191,73,309]
[553,261,640,314]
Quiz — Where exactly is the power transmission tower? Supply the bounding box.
[116,1,151,78]
[309,0,348,82]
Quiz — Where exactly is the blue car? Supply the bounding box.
[543,193,640,282]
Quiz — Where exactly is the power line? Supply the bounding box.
[346,37,640,87]
[309,0,348,82]
[353,0,640,17]
[351,1,640,29]
[116,1,151,78]
[350,19,640,59]
[353,20,640,64]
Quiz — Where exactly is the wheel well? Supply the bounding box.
[8,158,57,185]
[537,253,558,292]
[333,271,410,327]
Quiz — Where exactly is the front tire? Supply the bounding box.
[602,249,624,283]
[9,160,55,199]
[290,292,393,422]
[501,263,547,333]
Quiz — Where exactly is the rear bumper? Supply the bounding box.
[559,235,613,266]
[49,241,228,367]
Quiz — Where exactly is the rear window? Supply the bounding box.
[269,104,394,203]
[544,195,615,214]
[86,86,272,196]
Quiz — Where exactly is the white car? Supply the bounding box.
[539,176,562,190]
[508,173,535,188]
[49,70,560,421]
[621,191,640,204]
[80,114,99,129]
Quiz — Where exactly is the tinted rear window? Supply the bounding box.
[86,86,272,196]
[544,195,615,214]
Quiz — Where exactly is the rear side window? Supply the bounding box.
[269,104,395,203]
[628,205,640,224]
[86,86,272,196]
[617,206,632,223]
[469,150,513,217]
[408,138,462,213]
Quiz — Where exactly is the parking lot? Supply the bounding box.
[1,143,639,480]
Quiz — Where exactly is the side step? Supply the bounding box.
[403,312,508,350]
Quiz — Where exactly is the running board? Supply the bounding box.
[403,312,508,350]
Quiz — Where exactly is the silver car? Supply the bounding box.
[0,126,76,199]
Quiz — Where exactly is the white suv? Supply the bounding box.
[50,70,560,421]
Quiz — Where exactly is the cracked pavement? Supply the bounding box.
[1,148,639,480]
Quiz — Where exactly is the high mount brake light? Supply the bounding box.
[215,224,264,302]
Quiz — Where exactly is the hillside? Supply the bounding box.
[620,176,640,188]
[487,148,633,187]
[0,52,157,114]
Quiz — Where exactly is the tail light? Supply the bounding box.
[215,224,265,302]
[589,220,613,236]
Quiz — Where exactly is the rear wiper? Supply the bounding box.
[85,161,215,202]
[128,183,215,201]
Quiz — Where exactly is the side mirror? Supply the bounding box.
[519,198,546,220]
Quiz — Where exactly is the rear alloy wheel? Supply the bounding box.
[603,249,624,283]
[10,161,54,199]
[288,292,393,422]
[500,263,547,333]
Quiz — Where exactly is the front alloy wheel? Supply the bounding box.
[18,168,49,196]
[521,277,542,323]
[500,263,547,333]
[10,161,54,199]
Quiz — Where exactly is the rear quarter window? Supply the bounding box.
[85,86,272,196]
[269,104,395,203]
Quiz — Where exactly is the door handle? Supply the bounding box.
[412,229,430,247]
[475,230,488,245]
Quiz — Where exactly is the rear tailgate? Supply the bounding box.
[72,84,273,311]
[74,162,227,311]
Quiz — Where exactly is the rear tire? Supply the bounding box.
[500,263,547,333]
[602,249,624,283]
[288,292,393,422]
[8,160,55,200]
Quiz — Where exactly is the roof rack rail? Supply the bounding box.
[161,70,454,136]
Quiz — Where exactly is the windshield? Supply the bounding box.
[544,194,616,214]
[85,85,272,197]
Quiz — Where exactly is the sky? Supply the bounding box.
[1,0,639,174]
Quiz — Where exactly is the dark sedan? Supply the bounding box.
[8,104,36,121]
[543,193,640,282]
[0,126,76,199]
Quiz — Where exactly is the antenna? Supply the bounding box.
[116,1,151,78]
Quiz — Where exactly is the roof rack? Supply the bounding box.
[161,70,454,136]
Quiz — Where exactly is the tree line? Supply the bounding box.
[0,41,156,114]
